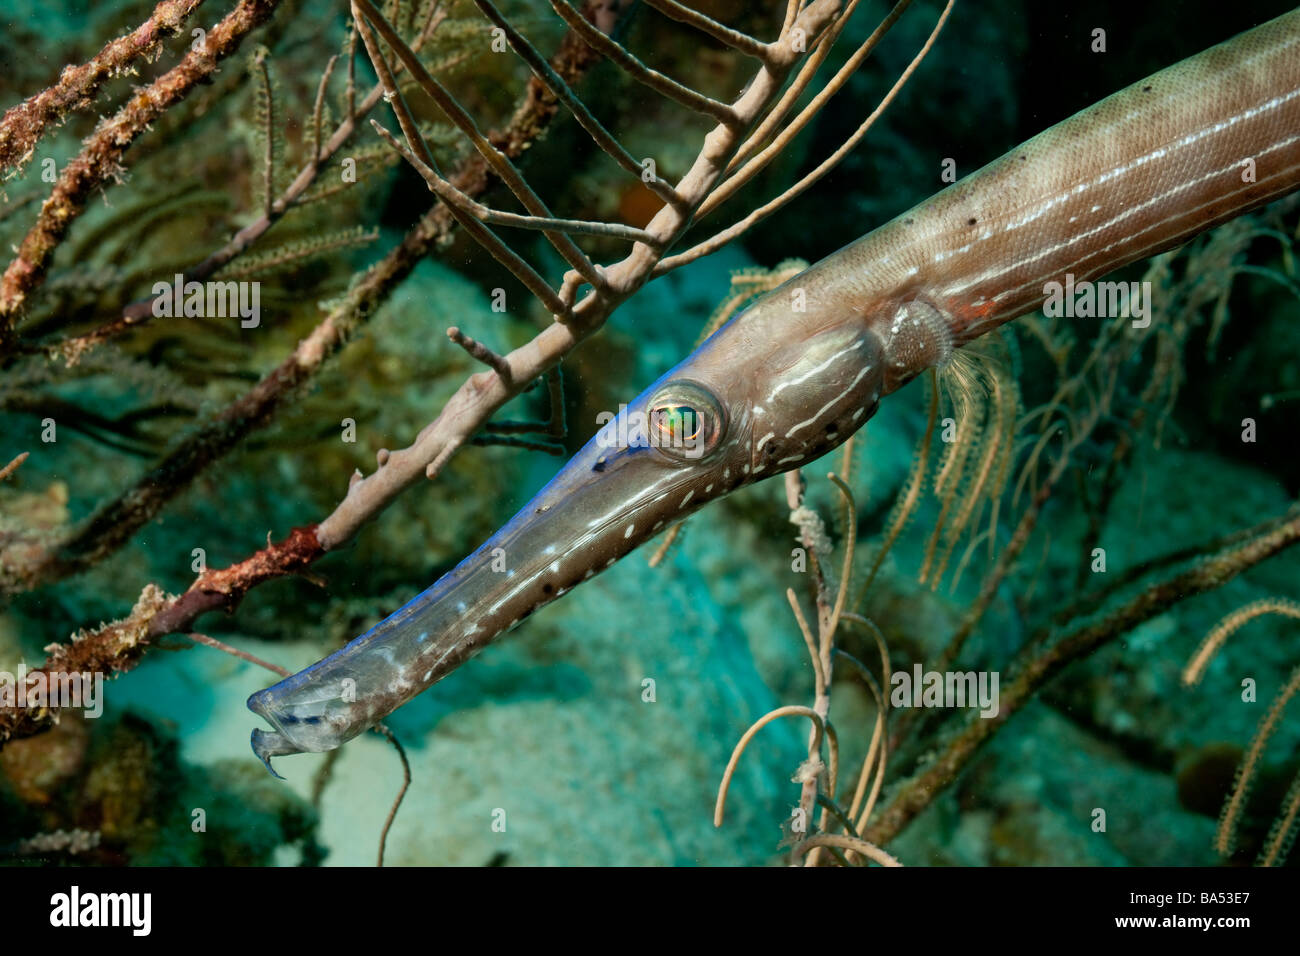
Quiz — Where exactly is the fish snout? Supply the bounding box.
[246,686,346,776]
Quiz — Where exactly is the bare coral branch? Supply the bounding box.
[470,434,565,455]
[484,366,566,437]
[727,0,876,172]
[447,325,512,380]
[472,0,681,207]
[352,0,604,293]
[315,0,848,547]
[365,119,572,314]
[370,119,656,246]
[0,452,29,482]
[793,832,901,866]
[643,0,771,61]
[374,723,411,867]
[655,0,952,276]
[186,632,290,678]
[704,0,914,218]
[547,0,741,122]
[714,705,826,827]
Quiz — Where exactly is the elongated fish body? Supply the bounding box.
[249,9,1300,773]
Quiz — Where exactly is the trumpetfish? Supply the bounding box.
[248,7,1300,774]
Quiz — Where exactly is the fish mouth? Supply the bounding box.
[249,728,298,779]
[247,687,335,777]
[248,690,299,777]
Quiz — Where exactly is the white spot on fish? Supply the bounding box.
[741,464,750,474]
[545,544,557,555]
[583,569,594,580]
[852,407,866,421]
[424,670,433,681]
[624,523,635,538]
[550,561,560,574]
[456,602,467,614]
[680,489,694,508]
[705,483,713,493]
[418,631,430,643]
[777,454,804,465]
[606,558,616,568]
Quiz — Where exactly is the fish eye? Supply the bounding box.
[646,381,725,461]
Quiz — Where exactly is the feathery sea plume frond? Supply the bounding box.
[1182,598,1300,864]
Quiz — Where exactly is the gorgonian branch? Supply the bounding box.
[0,0,613,745]
[0,0,205,180]
[0,0,284,355]
[1,0,936,749]
[45,0,451,362]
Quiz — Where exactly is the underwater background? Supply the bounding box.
[0,0,1298,866]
